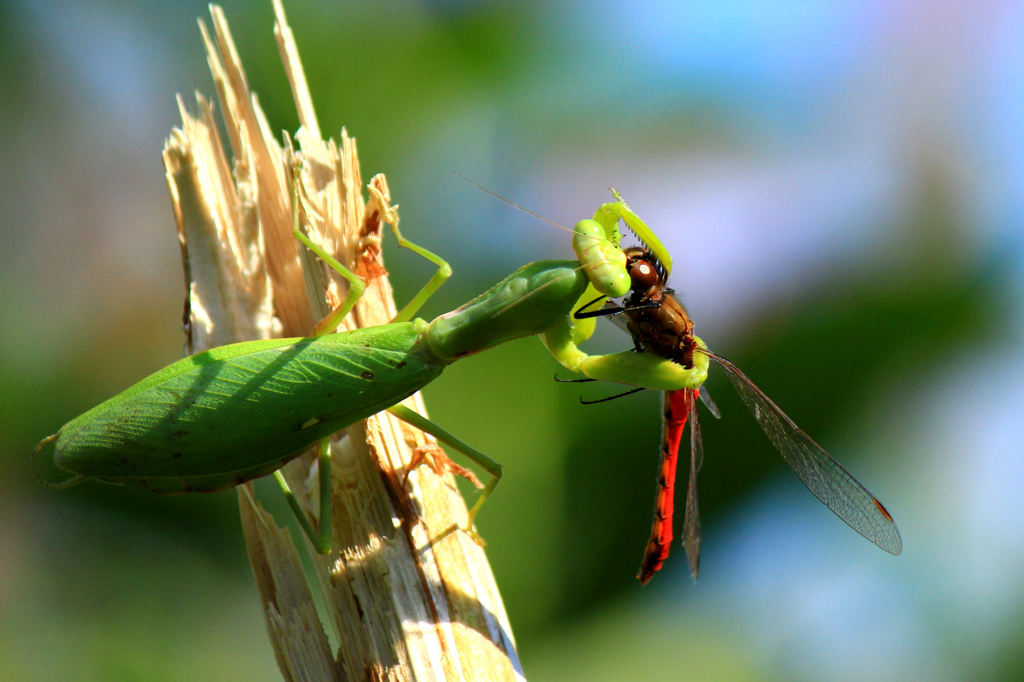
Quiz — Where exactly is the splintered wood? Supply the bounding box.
[161,3,522,680]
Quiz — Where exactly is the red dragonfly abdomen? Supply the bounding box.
[637,389,694,585]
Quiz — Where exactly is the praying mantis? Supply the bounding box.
[34,177,704,556]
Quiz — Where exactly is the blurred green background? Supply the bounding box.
[2,1,1023,680]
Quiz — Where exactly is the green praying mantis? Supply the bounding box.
[34,176,706,556]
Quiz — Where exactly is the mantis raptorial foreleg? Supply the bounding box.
[595,191,673,276]
[566,194,675,341]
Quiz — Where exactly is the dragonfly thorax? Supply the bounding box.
[622,247,696,369]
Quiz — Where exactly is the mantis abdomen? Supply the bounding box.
[54,321,442,493]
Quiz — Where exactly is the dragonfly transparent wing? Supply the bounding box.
[603,304,631,334]
[702,349,902,555]
[699,385,721,419]
[682,392,703,580]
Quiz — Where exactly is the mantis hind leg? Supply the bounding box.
[274,437,333,554]
[388,404,501,544]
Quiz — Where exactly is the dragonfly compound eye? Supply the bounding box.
[629,259,661,290]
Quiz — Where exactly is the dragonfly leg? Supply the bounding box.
[574,297,662,320]
[573,294,617,319]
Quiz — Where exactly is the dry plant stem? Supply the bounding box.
[162,3,522,681]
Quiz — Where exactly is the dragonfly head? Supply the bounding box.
[623,246,667,296]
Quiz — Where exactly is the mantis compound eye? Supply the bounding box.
[629,259,661,290]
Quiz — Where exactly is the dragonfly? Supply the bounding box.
[576,193,903,584]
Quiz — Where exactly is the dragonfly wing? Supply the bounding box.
[699,384,721,419]
[705,351,902,555]
[604,305,631,334]
[682,392,702,580]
